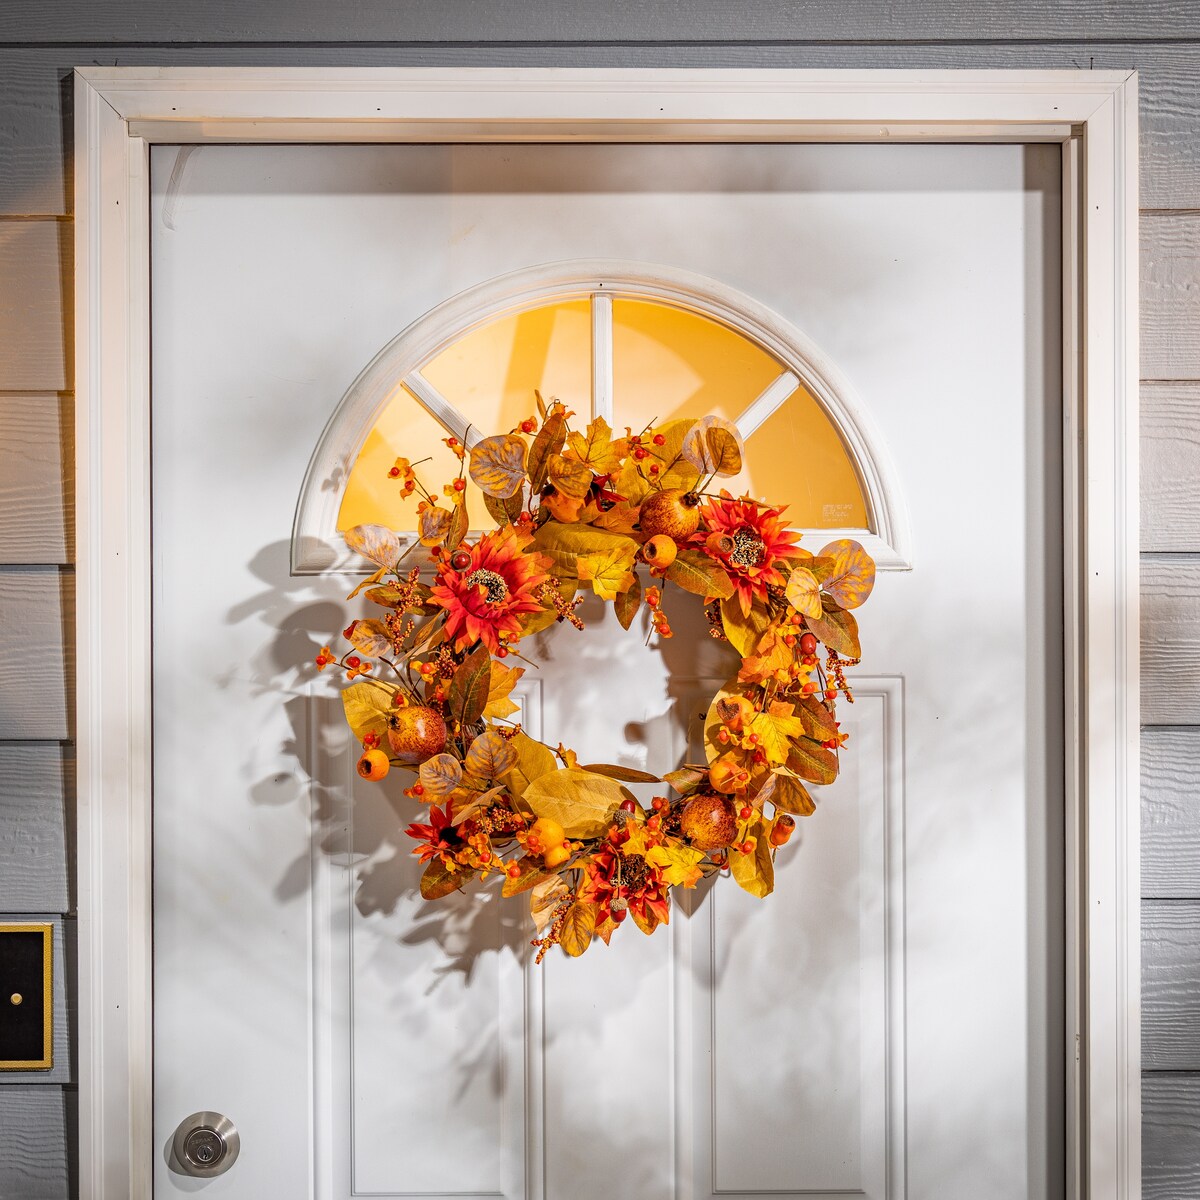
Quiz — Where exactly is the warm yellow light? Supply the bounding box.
[338,294,868,535]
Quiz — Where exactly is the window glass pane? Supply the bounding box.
[337,300,590,533]
[722,384,870,529]
[611,298,780,428]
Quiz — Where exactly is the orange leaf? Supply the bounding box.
[784,566,823,619]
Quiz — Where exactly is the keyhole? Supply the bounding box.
[184,1128,224,1167]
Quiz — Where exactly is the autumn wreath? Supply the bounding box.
[316,397,875,960]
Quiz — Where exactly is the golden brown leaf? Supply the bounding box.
[681,416,744,477]
[787,737,840,786]
[666,550,735,600]
[806,604,861,659]
[469,433,528,498]
[501,855,554,897]
[341,680,399,743]
[420,858,462,900]
[447,645,491,727]
[648,419,702,491]
[729,816,774,898]
[594,500,641,536]
[418,505,453,547]
[663,765,709,795]
[614,573,642,630]
[738,626,794,685]
[445,499,469,552]
[749,701,805,766]
[579,763,660,783]
[818,539,876,610]
[502,732,559,799]
[784,566,823,619]
[529,876,571,934]
[566,417,622,476]
[527,405,567,491]
[481,660,525,720]
[464,730,518,780]
[719,596,771,657]
[418,753,463,796]
[522,767,626,838]
[577,546,638,600]
[344,523,403,569]
[757,767,815,816]
[559,900,597,957]
[533,522,639,578]
[547,453,593,499]
[796,696,838,742]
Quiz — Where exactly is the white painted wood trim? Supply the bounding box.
[590,292,613,425]
[74,67,1140,1200]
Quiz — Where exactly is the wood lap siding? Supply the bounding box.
[0,15,1195,1200]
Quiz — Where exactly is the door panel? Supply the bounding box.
[151,141,1062,1198]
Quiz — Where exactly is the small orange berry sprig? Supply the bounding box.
[314,393,874,959]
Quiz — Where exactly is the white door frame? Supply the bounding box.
[73,67,1140,1200]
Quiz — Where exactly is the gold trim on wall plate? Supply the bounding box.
[0,922,53,1070]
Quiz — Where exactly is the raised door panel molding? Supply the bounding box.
[0,219,70,391]
[0,744,71,913]
[0,569,73,741]
[1142,728,1200,898]
[1141,557,1200,726]
[0,1087,69,1198]
[0,393,73,566]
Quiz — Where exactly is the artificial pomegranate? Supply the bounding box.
[642,534,678,568]
[639,488,701,540]
[680,792,738,851]
[386,704,448,764]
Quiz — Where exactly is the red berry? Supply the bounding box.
[388,467,401,477]
[450,549,472,571]
[620,798,639,815]
[649,464,660,475]
[653,434,666,446]
[738,805,752,820]
[799,632,818,655]
[633,446,648,460]
[453,478,466,492]
[611,906,628,923]
[497,647,509,658]
[825,687,838,700]
[520,418,536,433]
[346,656,361,668]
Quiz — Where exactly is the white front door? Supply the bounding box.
[149,141,1064,1199]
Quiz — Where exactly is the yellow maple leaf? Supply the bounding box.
[577,547,638,601]
[482,660,525,720]
[647,842,706,888]
[566,417,623,476]
[738,625,794,684]
[749,701,806,766]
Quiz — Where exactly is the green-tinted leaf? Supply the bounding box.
[447,645,491,727]
[579,763,661,783]
[787,737,840,786]
[420,858,462,900]
[527,407,567,491]
[796,696,839,742]
[664,765,710,796]
[806,603,861,659]
[614,573,643,630]
[666,550,735,600]
[532,522,639,578]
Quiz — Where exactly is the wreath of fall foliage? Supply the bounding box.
[317,396,875,960]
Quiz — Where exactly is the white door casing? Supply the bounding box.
[73,69,1140,1200]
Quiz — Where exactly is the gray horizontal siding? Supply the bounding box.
[1143,212,1200,381]
[0,219,69,391]
[1142,556,1200,726]
[1143,727,1200,898]
[0,744,70,913]
[1143,383,1200,553]
[0,569,73,741]
[1,44,1199,216]
[1,1,1198,43]
[1144,901,1200,1071]
[1145,1073,1200,1200]
[0,394,73,566]
[0,1087,68,1199]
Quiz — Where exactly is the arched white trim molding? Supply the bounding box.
[292,260,913,574]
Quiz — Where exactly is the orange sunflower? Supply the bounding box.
[699,492,805,616]
[430,526,552,653]
[580,836,672,937]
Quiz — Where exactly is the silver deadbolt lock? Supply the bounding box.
[171,1111,240,1178]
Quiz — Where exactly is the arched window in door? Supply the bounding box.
[292,263,910,574]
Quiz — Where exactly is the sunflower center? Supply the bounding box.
[617,852,649,894]
[465,568,510,604]
[730,527,766,568]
